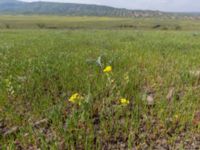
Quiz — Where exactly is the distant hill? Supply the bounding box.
[0,0,199,18]
[0,0,165,17]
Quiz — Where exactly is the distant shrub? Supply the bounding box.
[119,24,136,28]
[193,33,199,36]
[5,24,10,29]
[153,24,161,29]
[46,26,58,29]
[36,23,46,29]
[162,27,169,30]
[175,25,182,30]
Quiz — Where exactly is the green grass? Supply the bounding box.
[0,19,200,149]
[1,15,200,30]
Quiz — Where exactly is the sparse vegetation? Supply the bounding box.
[36,23,46,29]
[0,15,200,30]
[4,24,10,29]
[0,16,200,149]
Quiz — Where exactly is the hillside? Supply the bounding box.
[0,0,199,18]
[0,0,165,17]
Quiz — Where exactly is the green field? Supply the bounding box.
[1,15,200,30]
[0,16,200,149]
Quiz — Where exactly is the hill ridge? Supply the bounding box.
[0,0,199,17]
[0,0,165,17]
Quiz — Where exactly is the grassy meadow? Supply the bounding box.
[1,15,200,30]
[0,16,200,149]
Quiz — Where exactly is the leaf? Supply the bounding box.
[166,87,175,102]
[96,56,103,68]
[33,119,49,128]
[189,70,200,77]
[193,111,200,126]
[3,126,19,137]
[147,94,154,106]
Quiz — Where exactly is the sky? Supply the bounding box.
[20,0,200,12]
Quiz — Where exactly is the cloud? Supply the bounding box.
[20,0,200,12]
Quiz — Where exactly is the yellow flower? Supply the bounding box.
[103,66,112,73]
[69,93,83,104]
[120,98,130,105]
[174,115,179,119]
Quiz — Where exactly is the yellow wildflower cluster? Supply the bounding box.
[69,93,83,105]
[120,98,130,106]
[103,66,112,73]
[69,66,131,107]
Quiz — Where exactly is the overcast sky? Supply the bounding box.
[20,0,200,12]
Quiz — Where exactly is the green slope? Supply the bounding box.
[0,0,164,17]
